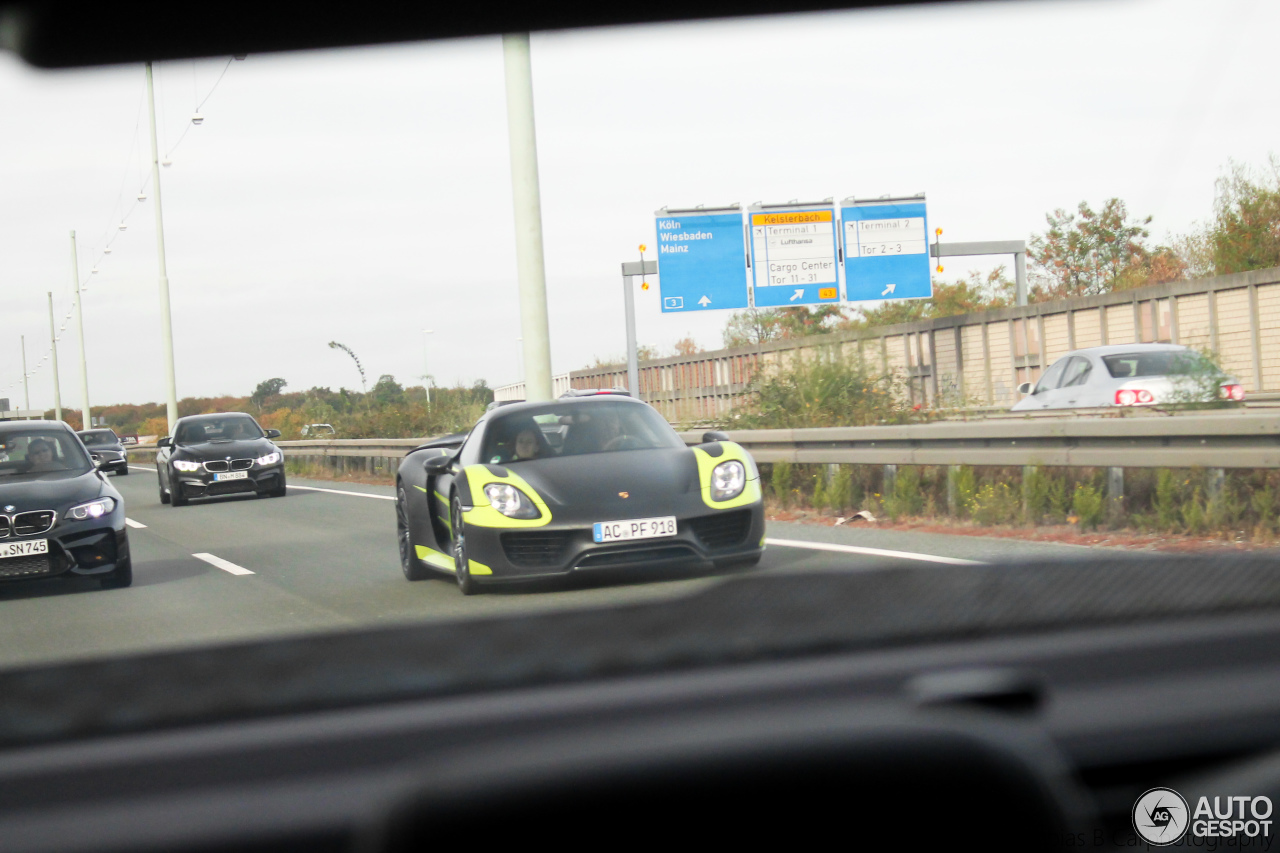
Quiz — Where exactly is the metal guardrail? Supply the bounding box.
[123,411,1280,471]
[685,411,1280,469]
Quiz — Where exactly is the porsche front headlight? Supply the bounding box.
[68,496,116,520]
[711,460,746,501]
[483,483,540,519]
[172,459,201,472]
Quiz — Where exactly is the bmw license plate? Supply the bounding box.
[214,471,249,481]
[0,539,48,559]
[593,516,677,543]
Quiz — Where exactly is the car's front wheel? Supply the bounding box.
[451,494,478,596]
[158,474,170,504]
[116,465,130,476]
[399,486,429,581]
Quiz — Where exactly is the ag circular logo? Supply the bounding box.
[1134,787,1190,845]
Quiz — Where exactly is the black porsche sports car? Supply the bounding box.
[76,428,129,476]
[155,413,286,507]
[0,420,131,589]
[395,394,765,594]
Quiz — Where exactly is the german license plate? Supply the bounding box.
[214,471,249,481]
[0,539,48,559]
[593,516,677,543]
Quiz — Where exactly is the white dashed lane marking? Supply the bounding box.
[192,553,255,576]
[124,518,147,529]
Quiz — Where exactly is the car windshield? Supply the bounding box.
[175,416,264,444]
[78,429,119,446]
[1,0,1279,729]
[0,431,92,477]
[482,401,684,463]
[1102,351,1218,379]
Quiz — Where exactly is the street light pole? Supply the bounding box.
[502,33,553,402]
[421,329,434,410]
[20,336,29,418]
[70,230,90,429]
[47,291,61,422]
[146,61,179,433]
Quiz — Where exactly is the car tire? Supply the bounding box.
[451,494,478,596]
[99,556,133,589]
[398,486,430,581]
[158,477,170,504]
[116,466,130,476]
[270,475,287,498]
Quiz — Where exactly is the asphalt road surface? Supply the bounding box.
[0,463,1110,671]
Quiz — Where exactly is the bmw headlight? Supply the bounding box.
[483,483,540,519]
[172,459,201,472]
[68,496,116,520]
[711,460,746,501]
[256,451,282,466]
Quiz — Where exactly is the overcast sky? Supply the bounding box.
[0,0,1272,410]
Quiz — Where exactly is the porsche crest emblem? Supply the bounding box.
[618,491,630,499]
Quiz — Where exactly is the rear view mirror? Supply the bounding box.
[423,454,452,474]
[1017,382,1033,395]
[265,429,282,439]
[702,430,730,443]
[157,437,172,448]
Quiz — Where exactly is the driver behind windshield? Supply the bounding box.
[23,438,61,473]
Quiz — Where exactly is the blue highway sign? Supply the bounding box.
[748,203,841,308]
[654,207,749,313]
[841,195,932,302]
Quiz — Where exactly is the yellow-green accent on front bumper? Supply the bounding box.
[414,544,492,576]
[693,442,763,510]
[414,544,455,571]
[462,465,553,528]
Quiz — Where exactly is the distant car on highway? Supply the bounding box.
[0,420,131,589]
[76,428,129,476]
[300,423,336,438]
[395,394,764,595]
[1010,343,1245,411]
[155,413,286,507]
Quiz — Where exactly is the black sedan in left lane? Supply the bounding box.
[77,427,130,476]
[0,420,131,589]
[156,412,286,507]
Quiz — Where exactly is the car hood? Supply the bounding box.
[505,448,700,510]
[0,469,108,514]
[172,438,277,460]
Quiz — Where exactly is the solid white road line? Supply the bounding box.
[124,518,147,529]
[765,538,984,566]
[286,484,396,501]
[129,464,156,472]
[192,553,255,575]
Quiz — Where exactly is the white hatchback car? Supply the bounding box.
[1010,343,1245,411]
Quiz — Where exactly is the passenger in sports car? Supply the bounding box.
[514,428,542,461]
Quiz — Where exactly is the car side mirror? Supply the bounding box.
[423,454,453,474]
[265,429,282,439]
[157,437,172,448]
[1017,382,1033,395]
[702,430,730,443]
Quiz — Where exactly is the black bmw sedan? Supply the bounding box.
[156,413,286,507]
[0,420,131,589]
[77,428,130,476]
